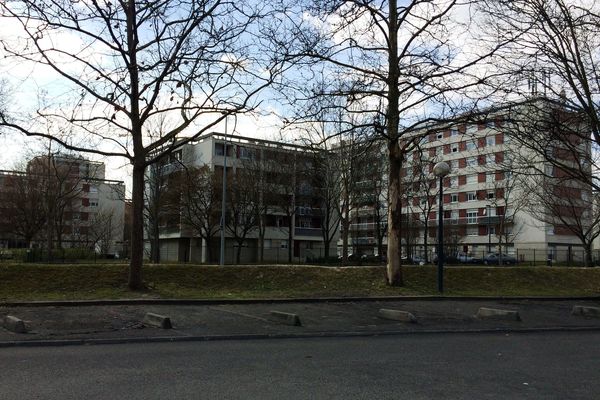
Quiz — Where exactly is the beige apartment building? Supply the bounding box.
[0,155,125,255]
[149,132,340,263]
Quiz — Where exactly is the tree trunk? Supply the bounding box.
[236,240,242,264]
[386,143,403,285]
[342,217,349,264]
[128,162,145,290]
[150,221,160,263]
[584,243,592,268]
[385,0,403,286]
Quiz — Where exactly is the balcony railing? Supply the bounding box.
[294,227,322,237]
[349,222,380,231]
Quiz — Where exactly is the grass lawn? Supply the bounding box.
[0,263,599,301]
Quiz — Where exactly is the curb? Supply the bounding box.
[1,326,600,348]
[2,295,600,308]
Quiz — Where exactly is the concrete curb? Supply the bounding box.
[1,326,600,348]
[2,295,599,308]
[143,313,173,329]
[572,305,600,318]
[378,309,417,323]
[2,315,27,333]
[477,307,521,321]
[270,311,302,326]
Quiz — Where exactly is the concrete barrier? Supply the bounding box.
[378,309,417,323]
[3,315,27,333]
[476,307,521,321]
[269,311,302,326]
[572,305,600,318]
[143,313,173,329]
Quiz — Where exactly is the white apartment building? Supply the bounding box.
[151,132,340,263]
[401,99,590,263]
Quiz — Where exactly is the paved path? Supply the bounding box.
[1,298,600,345]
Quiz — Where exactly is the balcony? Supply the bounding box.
[294,227,322,237]
[349,222,379,231]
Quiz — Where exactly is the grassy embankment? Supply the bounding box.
[0,263,599,301]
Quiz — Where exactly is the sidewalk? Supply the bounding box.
[1,297,600,346]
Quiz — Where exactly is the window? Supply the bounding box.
[486,154,495,165]
[451,159,459,170]
[466,141,477,151]
[450,177,458,188]
[487,191,495,199]
[546,225,555,235]
[451,210,459,223]
[73,213,80,220]
[486,173,494,183]
[467,192,476,201]
[488,226,496,235]
[486,136,495,146]
[436,147,443,156]
[451,143,459,153]
[466,156,477,167]
[545,165,554,176]
[467,210,478,224]
[450,127,459,137]
[486,121,496,128]
[90,200,99,207]
[420,135,428,145]
[450,193,458,203]
[466,174,477,184]
[420,198,427,205]
[466,124,478,134]
[215,143,224,156]
[489,207,497,217]
[89,186,98,194]
[436,132,443,139]
[467,226,478,236]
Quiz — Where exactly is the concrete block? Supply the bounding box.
[3,315,27,333]
[476,307,521,321]
[378,309,417,323]
[572,305,600,318]
[143,313,172,329]
[270,311,302,326]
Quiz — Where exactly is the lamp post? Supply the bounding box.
[219,115,228,266]
[487,204,491,254]
[433,161,450,293]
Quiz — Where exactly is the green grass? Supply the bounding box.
[0,263,599,301]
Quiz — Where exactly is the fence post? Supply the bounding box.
[533,249,536,266]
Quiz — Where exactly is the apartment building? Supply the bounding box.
[0,154,125,255]
[149,132,339,263]
[340,140,388,258]
[400,98,590,262]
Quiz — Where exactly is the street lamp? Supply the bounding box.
[487,204,491,254]
[433,161,450,293]
[219,115,228,266]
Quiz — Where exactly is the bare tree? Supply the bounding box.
[279,0,511,284]
[175,165,221,263]
[484,0,600,147]
[225,168,259,264]
[0,1,290,288]
[524,170,600,267]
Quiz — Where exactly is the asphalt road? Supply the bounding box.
[2,331,598,399]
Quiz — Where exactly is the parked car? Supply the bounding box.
[456,252,475,264]
[482,253,517,265]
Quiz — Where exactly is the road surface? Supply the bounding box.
[2,331,597,399]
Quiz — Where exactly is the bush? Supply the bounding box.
[9,248,98,262]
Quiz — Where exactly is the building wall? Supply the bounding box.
[152,133,341,263]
